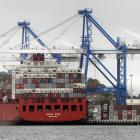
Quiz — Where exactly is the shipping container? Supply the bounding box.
[132,110,137,121]
[127,110,132,120]
[101,112,109,120]
[114,115,118,121]
[137,115,140,121]
[101,102,109,112]
[109,113,114,120]
[123,110,127,120]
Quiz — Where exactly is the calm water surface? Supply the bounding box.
[0,125,139,140]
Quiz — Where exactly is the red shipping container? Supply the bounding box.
[36,83,40,88]
[127,110,132,120]
[45,79,48,84]
[20,84,24,89]
[69,73,73,78]
[127,105,132,110]
[118,109,123,120]
[16,84,19,89]
[69,79,73,83]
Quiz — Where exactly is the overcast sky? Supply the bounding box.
[0,0,140,95]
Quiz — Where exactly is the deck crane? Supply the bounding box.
[78,9,127,105]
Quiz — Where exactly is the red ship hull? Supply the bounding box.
[0,102,20,124]
[18,97,87,123]
[0,54,87,124]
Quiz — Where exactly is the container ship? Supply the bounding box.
[0,53,140,124]
[0,53,87,123]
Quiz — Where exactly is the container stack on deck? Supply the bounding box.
[14,68,85,99]
[0,77,12,101]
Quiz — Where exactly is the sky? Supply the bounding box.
[0,0,140,95]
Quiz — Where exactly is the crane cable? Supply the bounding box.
[30,26,78,48]
[48,15,81,47]
[0,27,21,61]
[0,27,20,48]
[13,14,80,49]
[31,16,81,60]
[90,15,140,61]
[94,14,140,40]
[0,26,19,39]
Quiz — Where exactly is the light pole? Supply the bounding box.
[130,75,134,104]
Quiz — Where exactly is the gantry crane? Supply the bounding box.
[78,9,127,105]
[0,9,140,105]
[17,21,63,63]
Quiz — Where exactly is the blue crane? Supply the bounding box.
[17,10,127,105]
[17,20,62,63]
[78,9,127,105]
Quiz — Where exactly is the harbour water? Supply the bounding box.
[0,125,139,140]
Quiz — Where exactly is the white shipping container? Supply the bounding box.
[7,84,12,89]
[137,115,140,121]
[65,74,69,78]
[114,111,118,115]
[65,84,69,88]
[132,110,136,115]
[56,68,61,73]
[109,116,114,120]
[15,74,23,78]
[114,115,118,120]
[61,69,66,73]
[102,104,108,112]
[123,113,127,120]
[123,110,127,116]
[132,115,137,121]
[40,62,44,67]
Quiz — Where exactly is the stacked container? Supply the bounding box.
[101,102,109,120]
[13,54,86,100]
[133,105,140,121]
[123,109,127,121]
[127,105,132,120]
[113,110,118,121]
[96,105,101,121]
[117,105,123,120]
[109,103,114,120]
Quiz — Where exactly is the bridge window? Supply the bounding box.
[63,105,69,111]
[79,105,83,111]
[54,105,60,111]
[23,105,26,112]
[71,105,77,111]
[29,105,34,112]
[37,105,43,112]
[46,105,51,111]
